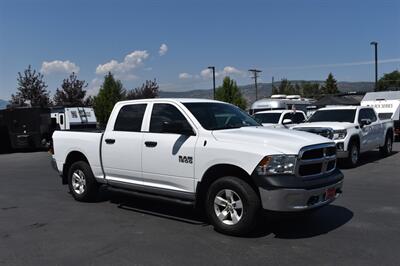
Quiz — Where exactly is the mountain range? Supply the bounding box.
[0,99,8,110]
[159,81,375,103]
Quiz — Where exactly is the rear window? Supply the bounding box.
[254,113,281,124]
[114,104,147,132]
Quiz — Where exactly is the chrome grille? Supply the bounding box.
[296,143,336,179]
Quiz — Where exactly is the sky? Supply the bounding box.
[0,0,399,100]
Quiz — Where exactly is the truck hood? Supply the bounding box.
[211,126,332,155]
[292,122,354,130]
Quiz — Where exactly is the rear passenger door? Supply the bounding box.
[141,103,198,193]
[102,103,147,184]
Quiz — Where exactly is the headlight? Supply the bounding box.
[257,155,297,175]
[333,129,347,140]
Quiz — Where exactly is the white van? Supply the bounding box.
[51,107,97,130]
[361,91,400,139]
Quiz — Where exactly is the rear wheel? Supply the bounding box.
[345,141,359,168]
[68,161,99,202]
[380,134,393,157]
[205,176,260,236]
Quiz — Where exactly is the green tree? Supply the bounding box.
[11,65,51,107]
[301,82,321,98]
[377,70,400,91]
[322,73,339,94]
[93,73,126,126]
[215,76,247,109]
[126,79,159,99]
[278,79,294,95]
[53,72,88,106]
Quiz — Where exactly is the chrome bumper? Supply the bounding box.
[259,180,343,212]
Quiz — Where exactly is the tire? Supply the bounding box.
[205,176,260,236]
[68,161,99,202]
[380,134,393,157]
[345,141,359,168]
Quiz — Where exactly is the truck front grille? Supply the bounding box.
[296,143,336,179]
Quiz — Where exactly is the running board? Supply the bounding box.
[107,185,196,207]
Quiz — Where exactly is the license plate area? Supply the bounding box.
[325,187,336,200]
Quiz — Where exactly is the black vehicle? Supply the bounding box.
[0,107,55,152]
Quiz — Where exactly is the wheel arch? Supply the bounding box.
[62,151,89,184]
[195,164,259,208]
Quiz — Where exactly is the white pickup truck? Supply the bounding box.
[52,98,343,235]
[253,110,307,128]
[292,106,394,167]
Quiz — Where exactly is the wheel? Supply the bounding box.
[205,176,260,236]
[68,161,99,202]
[380,134,393,157]
[345,141,359,168]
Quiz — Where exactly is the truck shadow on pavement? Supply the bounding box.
[104,189,353,239]
[338,150,398,169]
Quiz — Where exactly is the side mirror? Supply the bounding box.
[162,121,195,136]
[360,118,371,128]
[282,119,293,125]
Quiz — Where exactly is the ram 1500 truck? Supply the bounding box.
[52,98,344,235]
[292,106,394,167]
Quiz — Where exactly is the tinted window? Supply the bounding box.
[184,102,260,130]
[150,104,191,133]
[254,113,281,124]
[359,108,377,123]
[378,113,393,120]
[282,112,306,124]
[308,110,356,123]
[114,104,147,132]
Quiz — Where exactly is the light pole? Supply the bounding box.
[249,69,262,100]
[208,66,216,99]
[370,41,378,91]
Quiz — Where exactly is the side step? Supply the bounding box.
[107,185,196,207]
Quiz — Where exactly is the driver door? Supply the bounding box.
[358,108,374,152]
[141,103,198,193]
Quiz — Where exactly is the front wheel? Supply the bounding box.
[380,134,393,157]
[345,141,359,168]
[68,161,99,202]
[205,176,260,236]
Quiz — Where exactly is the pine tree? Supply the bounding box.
[93,72,126,126]
[377,70,400,91]
[322,73,339,94]
[53,72,88,106]
[215,76,247,109]
[11,65,51,107]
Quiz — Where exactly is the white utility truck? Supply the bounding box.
[292,106,394,167]
[51,107,97,130]
[253,110,307,128]
[361,91,400,139]
[51,99,343,235]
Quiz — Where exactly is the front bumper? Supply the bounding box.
[259,180,343,211]
[252,168,344,212]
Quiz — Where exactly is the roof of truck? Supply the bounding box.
[118,98,223,104]
[318,105,362,110]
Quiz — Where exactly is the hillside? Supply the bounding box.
[0,99,8,109]
[159,81,374,104]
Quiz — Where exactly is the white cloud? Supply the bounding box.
[200,66,244,79]
[41,60,79,74]
[95,50,149,80]
[87,78,102,96]
[179,72,193,79]
[159,43,168,56]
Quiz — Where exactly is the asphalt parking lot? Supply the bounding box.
[1,144,400,266]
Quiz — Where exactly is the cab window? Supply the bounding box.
[114,104,147,132]
[150,103,192,133]
[282,112,306,124]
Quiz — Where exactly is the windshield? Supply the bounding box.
[308,109,356,123]
[254,113,281,124]
[183,102,260,130]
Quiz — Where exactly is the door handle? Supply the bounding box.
[105,138,115,144]
[145,141,157,147]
